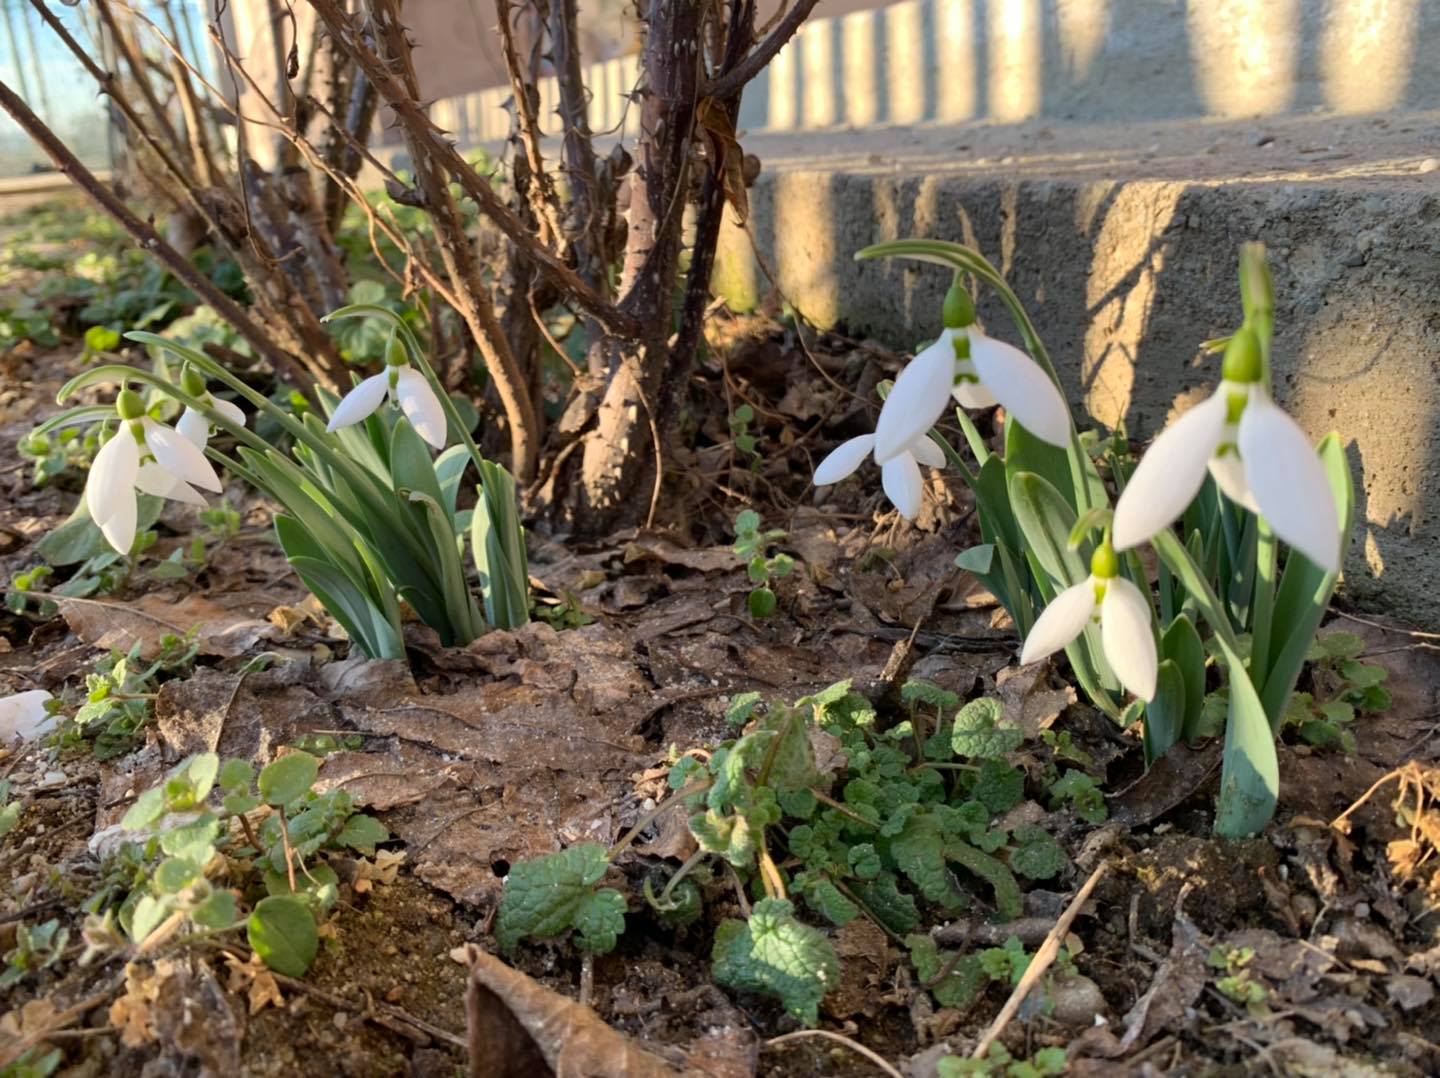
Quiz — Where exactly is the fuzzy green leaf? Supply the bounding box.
[711,898,839,1025]
[907,934,986,1009]
[951,698,1022,759]
[493,843,617,952]
[1009,825,1066,880]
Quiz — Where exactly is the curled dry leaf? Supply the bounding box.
[461,945,755,1078]
[224,951,285,1015]
[352,849,407,895]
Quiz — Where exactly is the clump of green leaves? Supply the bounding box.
[938,1045,1068,1077]
[497,679,1088,1025]
[732,509,793,618]
[729,403,762,470]
[1208,944,1267,1010]
[60,635,199,759]
[0,919,70,988]
[17,423,100,488]
[1281,631,1390,753]
[101,748,388,978]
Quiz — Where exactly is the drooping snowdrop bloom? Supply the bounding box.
[87,389,223,554]
[1112,326,1340,573]
[814,429,946,521]
[325,349,447,450]
[872,286,1071,465]
[175,366,246,452]
[1020,543,1157,701]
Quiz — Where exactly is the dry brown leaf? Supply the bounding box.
[59,593,276,660]
[994,663,1076,738]
[267,605,312,634]
[353,849,406,895]
[462,945,752,1077]
[224,951,285,1015]
[622,535,735,574]
[109,958,176,1047]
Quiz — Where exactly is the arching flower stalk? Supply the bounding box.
[325,337,447,450]
[1020,542,1158,702]
[86,388,223,554]
[872,283,1071,466]
[1112,326,1340,573]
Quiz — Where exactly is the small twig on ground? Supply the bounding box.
[764,1029,903,1078]
[971,860,1110,1060]
[578,952,594,1009]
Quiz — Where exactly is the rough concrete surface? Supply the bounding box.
[714,112,1440,625]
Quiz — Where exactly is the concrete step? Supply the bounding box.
[713,112,1440,624]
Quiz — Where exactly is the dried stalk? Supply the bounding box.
[0,76,317,393]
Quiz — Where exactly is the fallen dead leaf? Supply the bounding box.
[59,592,276,660]
[622,534,736,574]
[224,951,285,1015]
[461,945,753,1077]
[994,663,1077,738]
[352,849,407,895]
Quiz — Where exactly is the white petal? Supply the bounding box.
[873,332,957,464]
[1020,581,1097,665]
[86,428,140,527]
[880,453,924,520]
[97,487,137,555]
[136,463,208,507]
[394,368,448,450]
[1207,451,1260,514]
[968,329,1071,447]
[143,419,222,493]
[325,371,390,432]
[211,398,246,428]
[951,376,999,409]
[1238,396,1341,573]
[908,435,947,469]
[1112,391,1228,551]
[1100,576,1158,700]
[176,407,210,450]
[814,434,876,486]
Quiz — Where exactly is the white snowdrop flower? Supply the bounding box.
[813,429,946,522]
[872,287,1071,465]
[1020,543,1158,701]
[175,365,245,451]
[326,359,447,450]
[86,389,222,554]
[1112,326,1340,573]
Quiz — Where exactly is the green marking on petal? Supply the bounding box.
[1225,392,1248,426]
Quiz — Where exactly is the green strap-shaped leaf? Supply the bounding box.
[1161,614,1207,741]
[1213,641,1279,838]
[1007,471,1084,588]
[1142,659,1186,767]
[1260,434,1355,726]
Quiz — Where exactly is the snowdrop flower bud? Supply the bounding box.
[325,342,447,450]
[175,365,246,451]
[1020,542,1157,701]
[1112,325,1340,573]
[872,287,1070,464]
[86,388,222,555]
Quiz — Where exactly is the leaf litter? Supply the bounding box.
[4,337,1440,1077]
